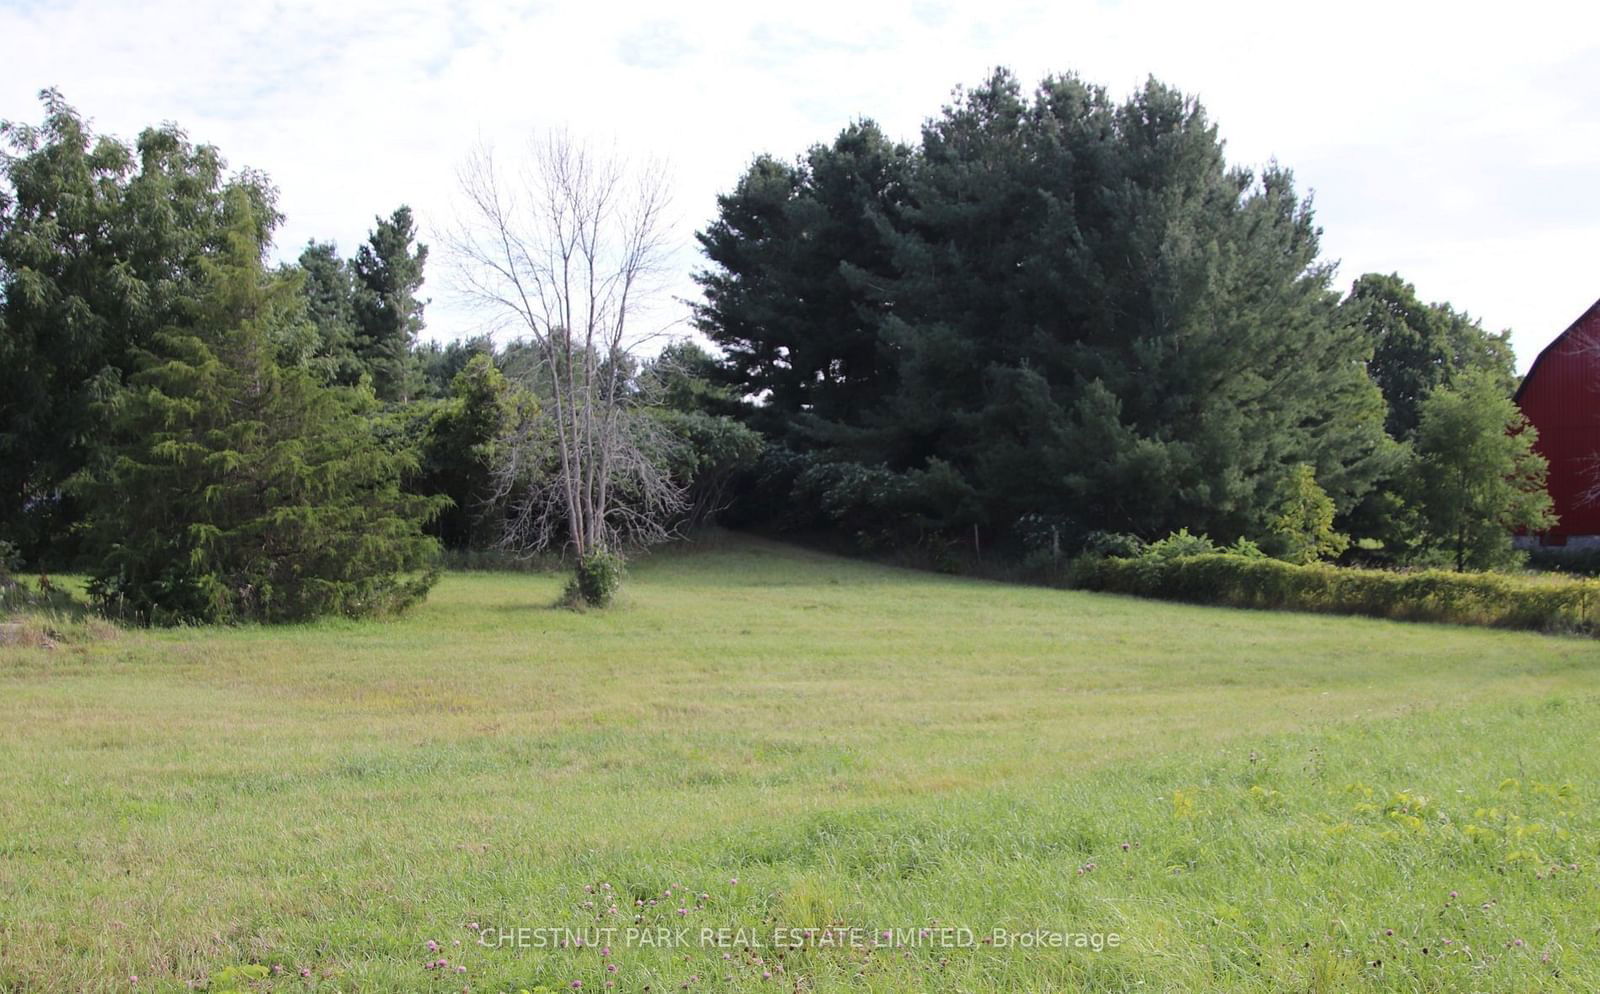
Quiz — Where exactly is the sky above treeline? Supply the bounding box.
[3,0,1598,371]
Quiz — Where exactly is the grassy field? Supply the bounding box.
[3,535,1599,992]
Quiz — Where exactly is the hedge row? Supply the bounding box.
[1077,554,1600,633]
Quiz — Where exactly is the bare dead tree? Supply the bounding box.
[445,132,686,560]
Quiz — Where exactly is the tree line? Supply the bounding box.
[0,92,757,621]
[692,69,1551,572]
[0,71,1557,623]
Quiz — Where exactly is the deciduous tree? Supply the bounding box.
[1411,370,1554,571]
[0,91,276,562]
[447,132,685,596]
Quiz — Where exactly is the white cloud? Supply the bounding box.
[3,0,1598,367]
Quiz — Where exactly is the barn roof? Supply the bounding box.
[1515,296,1600,404]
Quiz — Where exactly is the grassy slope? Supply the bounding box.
[2,536,1598,992]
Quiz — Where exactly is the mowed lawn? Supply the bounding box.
[3,537,1599,993]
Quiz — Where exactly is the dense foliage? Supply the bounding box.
[1080,553,1597,633]
[1409,370,1554,570]
[79,195,445,624]
[697,70,1398,550]
[695,69,1545,571]
[0,91,279,563]
[1341,272,1517,441]
[0,70,1571,624]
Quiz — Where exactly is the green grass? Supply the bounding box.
[2,535,1599,992]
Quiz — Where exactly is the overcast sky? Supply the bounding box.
[3,0,1597,370]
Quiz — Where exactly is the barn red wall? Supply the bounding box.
[1515,300,1600,539]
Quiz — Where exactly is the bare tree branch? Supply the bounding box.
[444,132,686,560]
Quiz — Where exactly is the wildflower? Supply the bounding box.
[1514,938,1525,947]
[601,946,611,957]
[301,967,313,978]
[730,877,739,886]
[468,922,479,931]
[1121,842,1130,851]
[457,966,467,974]
[1449,891,1458,899]
[1384,929,1393,937]
[427,941,439,952]
[129,978,138,986]
[608,964,618,974]
[677,907,688,916]
[572,982,582,990]
[762,971,771,980]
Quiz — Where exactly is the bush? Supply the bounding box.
[1078,554,1600,633]
[570,548,625,607]
[77,207,445,626]
[1142,528,1218,561]
[1526,546,1600,577]
[1082,530,1145,559]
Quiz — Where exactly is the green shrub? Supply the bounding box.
[1526,546,1600,577]
[1222,536,1268,559]
[1078,554,1599,633]
[1267,463,1349,564]
[570,548,625,607]
[1082,530,1145,559]
[1143,528,1218,561]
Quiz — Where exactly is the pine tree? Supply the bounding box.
[352,206,428,402]
[81,192,444,624]
[694,69,1396,546]
[415,354,527,550]
[296,240,365,385]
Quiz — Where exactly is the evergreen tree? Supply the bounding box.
[352,206,428,402]
[80,193,444,624]
[0,91,277,562]
[415,353,527,550]
[694,121,913,439]
[695,69,1396,547]
[296,240,364,385]
[414,334,494,399]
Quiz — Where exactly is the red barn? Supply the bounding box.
[1514,298,1600,544]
